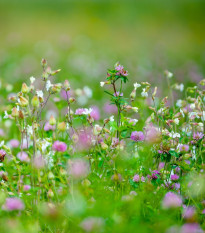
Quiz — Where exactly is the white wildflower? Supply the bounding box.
[141,88,148,98]
[3,111,9,119]
[169,131,180,138]
[30,76,36,84]
[165,71,173,78]
[132,107,138,113]
[83,108,93,115]
[46,80,52,91]
[175,83,184,92]
[100,82,105,87]
[36,90,44,98]
[27,125,33,135]
[176,99,183,108]
[133,82,141,90]
[109,115,114,122]
[174,118,179,125]
[190,103,195,110]
[0,141,4,148]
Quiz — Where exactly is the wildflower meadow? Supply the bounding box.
[0,59,204,233]
[0,1,205,232]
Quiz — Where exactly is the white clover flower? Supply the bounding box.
[3,111,9,119]
[109,115,114,122]
[100,82,105,87]
[132,107,138,113]
[176,99,183,108]
[36,90,44,98]
[141,88,148,98]
[174,118,179,125]
[133,82,141,90]
[83,86,92,98]
[46,80,52,91]
[30,76,36,84]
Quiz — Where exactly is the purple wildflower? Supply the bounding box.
[130,131,145,142]
[162,192,182,209]
[3,198,24,211]
[52,141,67,152]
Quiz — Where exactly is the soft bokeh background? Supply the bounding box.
[0,0,205,92]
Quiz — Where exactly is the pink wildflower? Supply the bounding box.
[68,159,90,179]
[9,139,20,148]
[130,131,145,142]
[17,151,30,162]
[52,141,67,152]
[3,198,24,211]
[162,192,182,209]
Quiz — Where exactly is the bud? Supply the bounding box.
[49,115,56,126]
[41,58,47,68]
[51,83,62,93]
[8,96,17,102]
[81,179,91,187]
[42,71,49,80]
[130,89,136,101]
[2,173,8,182]
[0,149,6,162]
[64,80,70,91]
[31,95,40,108]
[50,69,61,76]
[19,96,28,107]
[48,172,55,180]
[87,115,94,124]
[47,188,54,198]
[69,97,75,103]
[19,110,24,119]
[72,134,79,143]
[33,122,39,130]
[152,87,157,99]
[57,122,66,132]
[104,118,110,124]
[21,83,29,94]
[183,154,192,160]
[11,107,19,117]
[100,141,108,150]
[60,167,67,176]
[164,70,173,78]
[199,79,205,86]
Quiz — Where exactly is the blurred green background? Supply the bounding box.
[0,0,205,90]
